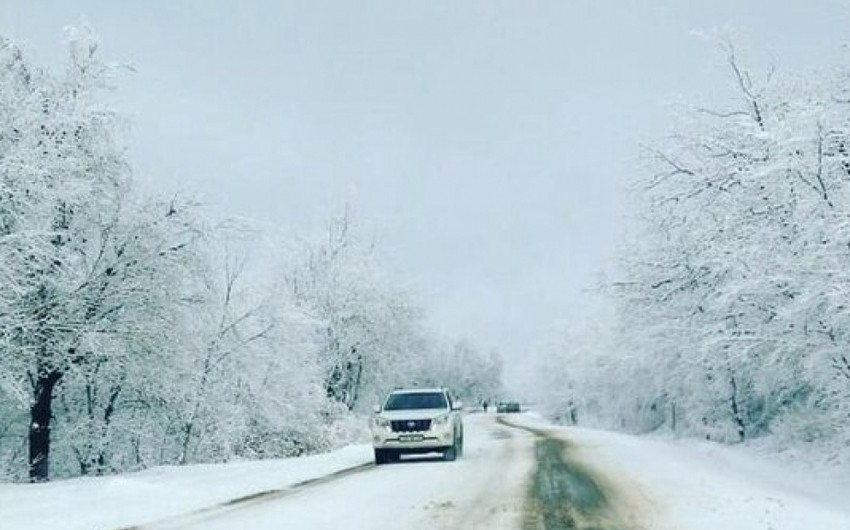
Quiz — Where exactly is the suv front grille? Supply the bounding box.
[391,419,431,432]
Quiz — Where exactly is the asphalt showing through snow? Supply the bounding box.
[498,418,635,530]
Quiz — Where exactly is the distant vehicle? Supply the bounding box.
[497,401,521,413]
[371,388,464,464]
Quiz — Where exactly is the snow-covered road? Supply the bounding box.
[139,415,537,530]
[2,412,849,530]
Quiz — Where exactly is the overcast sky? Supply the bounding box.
[2,1,849,382]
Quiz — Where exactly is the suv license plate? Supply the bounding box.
[399,434,424,442]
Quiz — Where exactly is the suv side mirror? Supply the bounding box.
[452,401,463,411]
[373,405,381,414]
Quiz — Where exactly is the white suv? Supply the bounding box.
[371,388,464,464]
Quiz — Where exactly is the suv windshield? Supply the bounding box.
[384,392,448,411]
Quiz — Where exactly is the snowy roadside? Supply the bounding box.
[512,414,850,530]
[0,444,373,530]
[4,413,849,530]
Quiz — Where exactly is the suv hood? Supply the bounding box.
[377,408,449,421]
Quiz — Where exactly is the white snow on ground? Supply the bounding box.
[514,414,850,530]
[1,413,848,530]
[147,414,535,530]
[0,445,373,530]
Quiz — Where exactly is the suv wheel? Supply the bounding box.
[374,448,388,465]
[443,437,459,462]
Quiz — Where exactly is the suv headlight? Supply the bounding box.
[373,416,390,429]
[431,414,450,428]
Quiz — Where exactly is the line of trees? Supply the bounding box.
[533,42,850,465]
[0,29,502,482]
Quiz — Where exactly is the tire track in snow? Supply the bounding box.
[450,422,528,530]
[423,418,533,530]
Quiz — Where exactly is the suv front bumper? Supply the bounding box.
[372,422,454,451]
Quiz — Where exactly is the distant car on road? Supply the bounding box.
[371,388,464,464]
[496,401,521,413]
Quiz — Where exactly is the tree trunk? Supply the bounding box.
[670,402,677,433]
[29,369,62,482]
[95,384,122,474]
[728,374,746,442]
[347,347,363,411]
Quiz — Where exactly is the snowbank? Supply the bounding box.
[0,444,373,530]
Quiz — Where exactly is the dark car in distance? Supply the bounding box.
[496,401,521,413]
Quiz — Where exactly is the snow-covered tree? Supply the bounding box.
[412,339,503,405]
[0,28,208,480]
[282,211,419,411]
[534,42,850,463]
[0,29,503,482]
